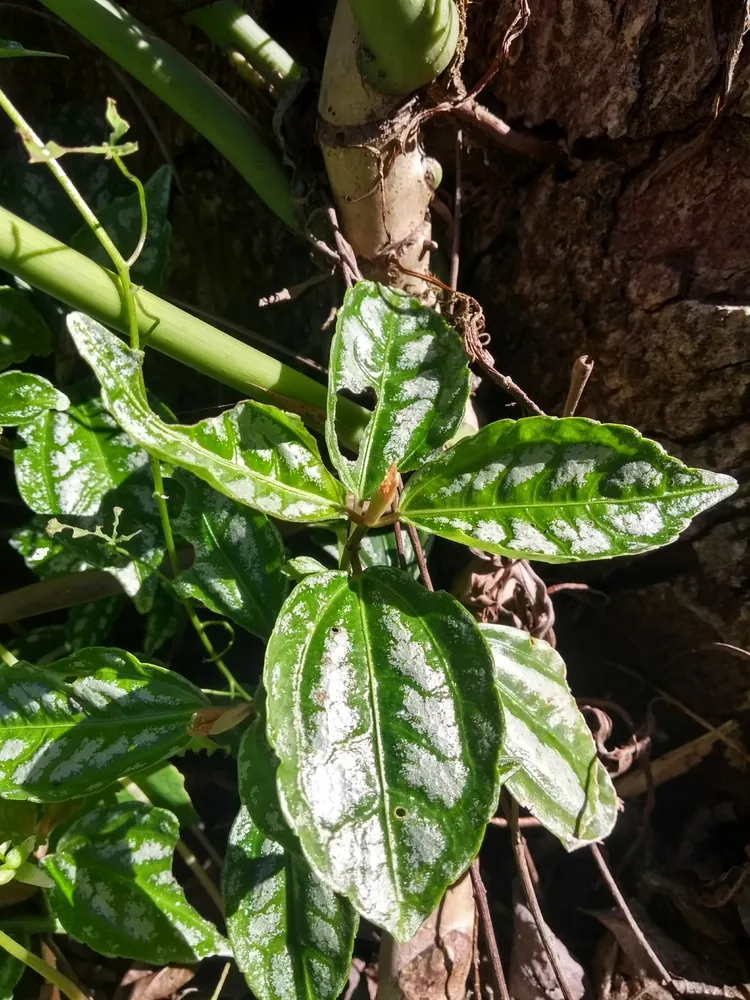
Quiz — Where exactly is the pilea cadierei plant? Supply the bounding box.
[0,5,739,1000]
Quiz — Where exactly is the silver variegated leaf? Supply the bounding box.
[65,596,125,651]
[0,648,207,802]
[68,313,347,522]
[171,470,288,639]
[0,371,67,425]
[223,806,357,1000]
[45,801,227,963]
[326,281,470,500]
[11,518,90,579]
[482,624,618,849]
[400,417,737,562]
[265,567,511,941]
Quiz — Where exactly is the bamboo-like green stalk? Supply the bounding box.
[0,207,369,447]
[0,930,90,1000]
[176,0,302,94]
[38,0,296,229]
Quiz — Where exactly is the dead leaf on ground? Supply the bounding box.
[510,896,591,1000]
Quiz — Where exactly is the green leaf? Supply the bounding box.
[326,281,470,500]
[5,626,68,666]
[13,392,165,611]
[143,584,184,656]
[11,520,90,580]
[0,801,37,843]
[265,567,510,940]
[105,97,130,144]
[171,471,288,640]
[0,39,65,59]
[44,801,227,962]
[238,689,297,854]
[68,313,348,522]
[0,934,26,1000]
[129,762,199,828]
[400,417,737,563]
[481,624,617,849]
[65,597,125,652]
[0,372,67,425]
[223,806,357,1000]
[0,288,53,373]
[358,526,432,579]
[71,165,172,291]
[0,648,207,802]
[281,556,329,581]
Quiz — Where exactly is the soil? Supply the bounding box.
[1,0,749,998]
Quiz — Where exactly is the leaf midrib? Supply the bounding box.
[0,709,196,734]
[352,312,399,499]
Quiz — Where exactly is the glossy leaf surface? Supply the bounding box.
[45,802,227,962]
[130,762,198,828]
[0,371,67,425]
[482,624,617,849]
[172,471,287,639]
[11,518,90,580]
[265,567,507,940]
[0,287,52,372]
[326,281,470,499]
[71,165,172,290]
[401,417,737,562]
[0,648,207,802]
[68,313,347,522]
[224,807,356,1000]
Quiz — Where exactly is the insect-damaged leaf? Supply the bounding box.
[0,288,53,373]
[264,567,512,941]
[71,165,172,291]
[400,417,737,562]
[223,806,356,1000]
[45,801,227,963]
[171,470,288,640]
[68,313,347,522]
[481,625,617,849]
[0,648,207,802]
[326,281,470,501]
[0,371,67,425]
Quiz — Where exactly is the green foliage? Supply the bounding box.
[44,801,227,962]
[223,807,357,1000]
[264,567,513,940]
[482,624,618,848]
[130,762,198,828]
[0,935,26,1000]
[0,40,65,59]
[65,596,125,651]
[0,371,67,425]
[0,649,207,801]
[400,416,737,562]
[0,288,53,372]
[326,280,470,499]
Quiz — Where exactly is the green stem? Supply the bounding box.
[0,642,18,667]
[179,0,302,95]
[0,207,369,449]
[0,930,90,1000]
[38,0,296,229]
[186,606,250,700]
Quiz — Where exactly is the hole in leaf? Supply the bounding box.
[331,626,341,634]
[394,806,407,819]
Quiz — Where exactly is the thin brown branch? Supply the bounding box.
[472,905,482,1000]
[405,523,433,591]
[325,205,362,287]
[464,0,531,103]
[392,521,408,572]
[470,859,511,1000]
[590,843,674,989]
[489,815,542,829]
[509,798,577,1000]
[259,268,334,307]
[563,355,595,417]
[452,99,567,166]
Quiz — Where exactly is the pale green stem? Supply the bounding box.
[0,206,369,449]
[111,153,149,269]
[38,0,296,229]
[0,642,18,667]
[179,0,302,95]
[209,963,232,1000]
[0,930,90,1000]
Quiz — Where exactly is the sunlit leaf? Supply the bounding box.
[68,313,348,522]
[0,371,67,425]
[224,806,356,1000]
[13,391,164,611]
[65,597,125,652]
[482,624,617,849]
[45,801,227,962]
[0,648,207,802]
[400,417,737,562]
[326,281,470,500]
[171,471,287,640]
[71,165,172,291]
[281,556,329,581]
[238,688,297,854]
[265,567,511,940]
[129,762,198,828]
[0,39,65,59]
[11,519,91,580]
[0,289,53,373]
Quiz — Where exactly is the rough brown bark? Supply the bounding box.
[461,0,749,716]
